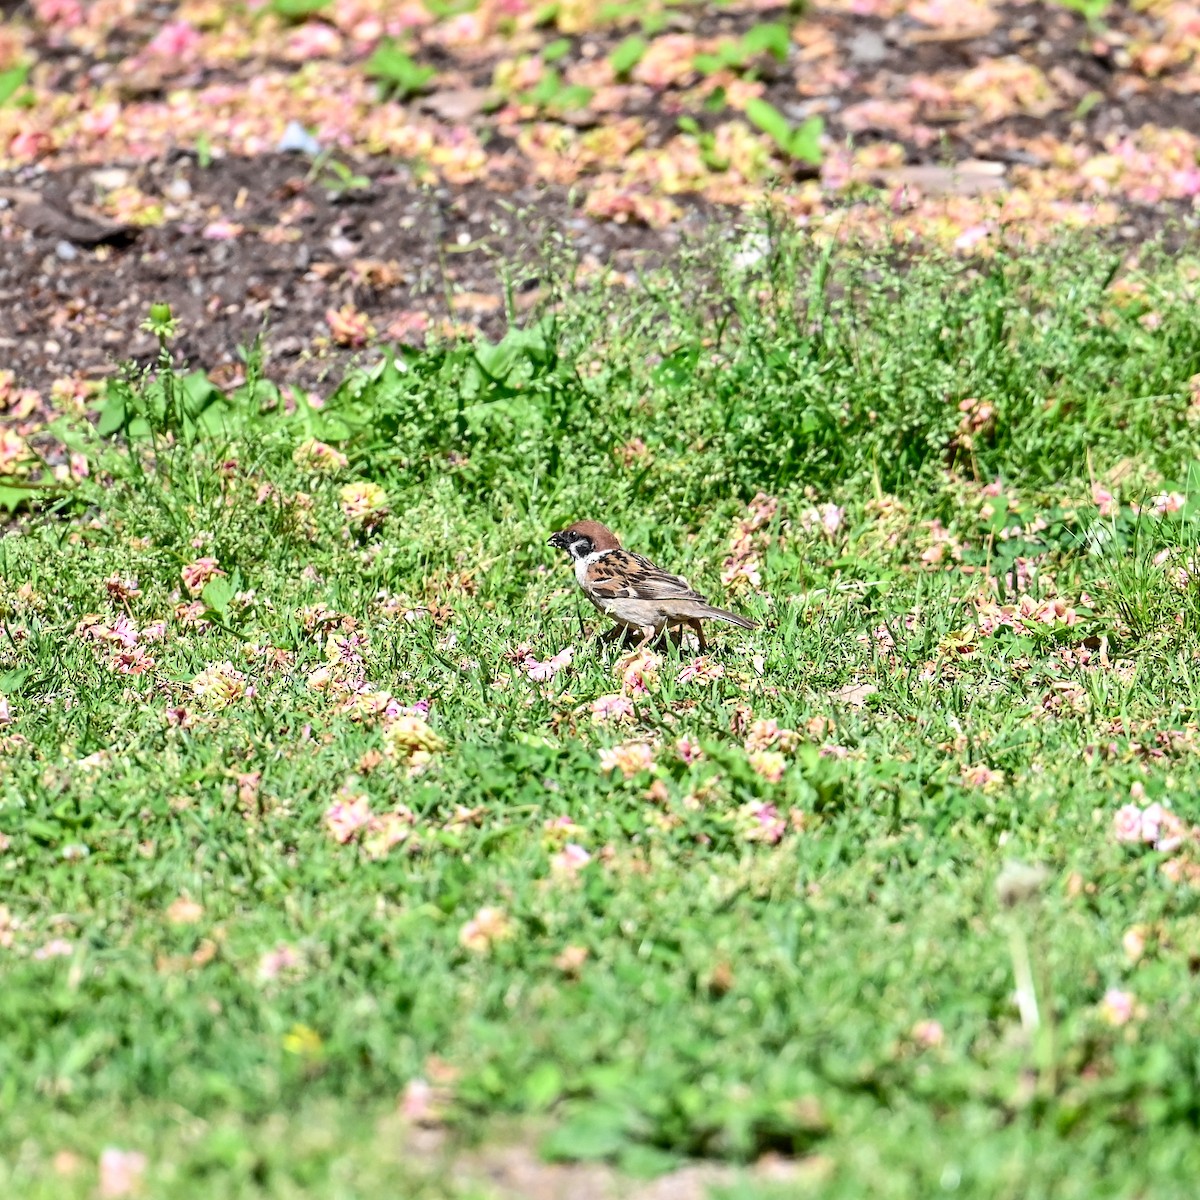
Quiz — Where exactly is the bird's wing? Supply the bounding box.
[585,550,707,602]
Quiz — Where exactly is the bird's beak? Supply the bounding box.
[547,531,564,549]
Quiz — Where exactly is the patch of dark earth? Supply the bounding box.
[2,158,724,399]
[3,153,1199,406]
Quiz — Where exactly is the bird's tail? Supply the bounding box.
[681,602,757,630]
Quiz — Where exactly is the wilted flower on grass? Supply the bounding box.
[324,631,370,666]
[523,646,573,682]
[109,646,155,675]
[326,304,374,347]
[954,397,994,448]
[748,750,787,783]
[721,551,763,590]
[362,810,417,859]
[644,778,669,804]
[399,1078,442,1125]
[98,1148,147,1199]
[1039,680,1088,717]
[191,662,248,709]
[324,791,373,844]
[306,666,334,692]
[676,656,725,685]
[961,763,1005,789]
[551,843,592,876]
[1092,483,1117,516]
[744,719,799,755]
[258,943,302,982]
[590,693,635,724]
[617,648,660,694]
[739,491,778,533]
[911,1019,945,1049]
[599,742,656,779]
[104,574,141,602]
[543,815,584,846]
[675,735,703,765]
[1122,926,1148,963]
[554,944,589,976]
[1019,595,1079,628]
[1140,803,1188,853]
[1100,987,1137,1027]
[799,503,845,537]
[76,613,139,648]
[336,686,399,722]
[174,600,211,628]
[324,785,418,856]
[1151,492,1186,516]
[33,938,74,960]
[181,557,225,595]
[459,906,513,953]
[1112,800,1190,852]
[340,481,389,530]
[383,714,445,757]
[739,799,786,843]
[165,897,203,925]
[233,772,262,810]
[144,19,200,58]
[1112,804,1144,843]
[0,429,31,474]
[293,438,348,472]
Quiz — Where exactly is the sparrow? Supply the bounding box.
[548,519,757,652]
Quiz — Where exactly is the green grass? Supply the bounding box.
[7,228,1200,1196]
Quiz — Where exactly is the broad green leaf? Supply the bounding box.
[551,84,593,112]
[744,97,792,147]
[542,1107,630,1162]
[522,1061,564,1110]
[267,0,331,17]
[741,21,791,61]
[0,64,30,109]
[788,114,824,164]
[0,481,44,512]
[364,42,436,99]
[96,390,128,437]
[609,35,647,77]
[201,577,236,615]
[692,52,725,76]
[530,67,562,105]
[0,668,31,694]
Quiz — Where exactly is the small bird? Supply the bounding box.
[548,519,757,653]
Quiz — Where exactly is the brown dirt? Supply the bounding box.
[4,1,1200,401]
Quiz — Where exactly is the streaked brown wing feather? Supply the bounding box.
[586,550,706,602]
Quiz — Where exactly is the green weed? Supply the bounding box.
[7,228,1200,1195]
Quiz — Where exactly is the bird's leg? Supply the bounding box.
[688,618,708,655]
[631,624,659,651]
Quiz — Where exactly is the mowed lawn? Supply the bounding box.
[6,234,1200,1197]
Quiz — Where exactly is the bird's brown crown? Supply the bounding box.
[561,520,621,551]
